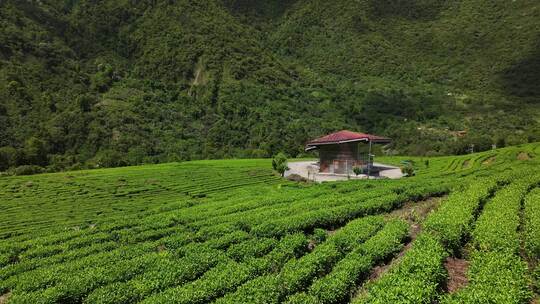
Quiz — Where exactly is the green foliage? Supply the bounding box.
[295,220,408,304]
[139,233,308,304]
[250,193,406,238]
[0,134,539,303]
[23,137,48,166]
[353,166,362,176]
[311,228,326,245]
[440,172,540,304]
[272,152,289,177]
[535,266,540,293]
[400,163,415,177]
[356,233,448,304]
[91,63,116,93]
[278,243,342,297]
[472,176,536,254]
[524,189,540,259]
[442,251,532,304]
[91,149,128,168]
[217,216,386,303]
[0,146,20,170]
[0,0,539,173]
[10,165,45,176]
[423,176,502,252]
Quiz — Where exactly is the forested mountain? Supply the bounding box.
[1,0,539,172]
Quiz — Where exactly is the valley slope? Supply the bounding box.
[0,0,539,172]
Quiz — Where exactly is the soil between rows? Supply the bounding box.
[0,292,11,304]
[444,257,469,293]
[354,196,445,298]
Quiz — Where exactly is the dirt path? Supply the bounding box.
[518,152,531,160]
[385,196,444,235]
[443,182,515,295]
[355,196,445,297]
[482,156,496,165]
[444,257,469,293]
[0,292,11,304]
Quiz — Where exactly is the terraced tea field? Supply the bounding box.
[0,144,539,304]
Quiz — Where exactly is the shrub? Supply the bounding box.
[216,217,384,304]
[10,165,45,176]
[278,244,342,297]
[251,193,399,238]
[141,234,308,304]
[524,188,540,258]
[441,174,539,304]
[91,149,127,168]
[24,137,48,166]
[311,228,327,244]
[535,266,540,293]
[400,163,414,177]
[472,179,530,254]
[442,251,532,304]
[307,255,371,304]
[356,233,448,304]
[215,275,280,304]
[0,146,19,171]
[285,293,319,304]
[227,238,277,261]
[303,220,408,304]
[423,176,502,252]
[272,152,289,177]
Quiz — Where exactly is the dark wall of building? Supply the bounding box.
[319,142,369,174]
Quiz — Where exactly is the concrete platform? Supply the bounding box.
[284,161,403,182]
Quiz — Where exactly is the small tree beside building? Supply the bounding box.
[272,152,289,177]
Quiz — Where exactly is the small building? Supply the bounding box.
[305,130,391,175]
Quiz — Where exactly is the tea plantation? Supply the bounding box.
[0,144,539,303]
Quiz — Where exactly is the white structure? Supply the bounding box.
[285,161,403,183]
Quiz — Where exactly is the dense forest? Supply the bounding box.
[0,0,539,173]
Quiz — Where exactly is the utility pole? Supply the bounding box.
[367,140,372,178]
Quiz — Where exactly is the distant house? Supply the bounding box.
[305,130,391,175]
[456,130,467,137]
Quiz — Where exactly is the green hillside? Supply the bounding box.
[1,0,539,173]
[0,143,539,303]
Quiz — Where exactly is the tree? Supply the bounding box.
[91,149,126,168]
[91,63,115,93]
[401,163,415,177]
[0,146,19,171]
[272,152,289,177]
[24,137,48,166]
[496,137,506,148]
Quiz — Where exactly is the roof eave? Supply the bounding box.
[307,138,368,146]
[305,138,391,151]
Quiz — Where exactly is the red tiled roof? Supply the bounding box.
[306,130,391,149]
